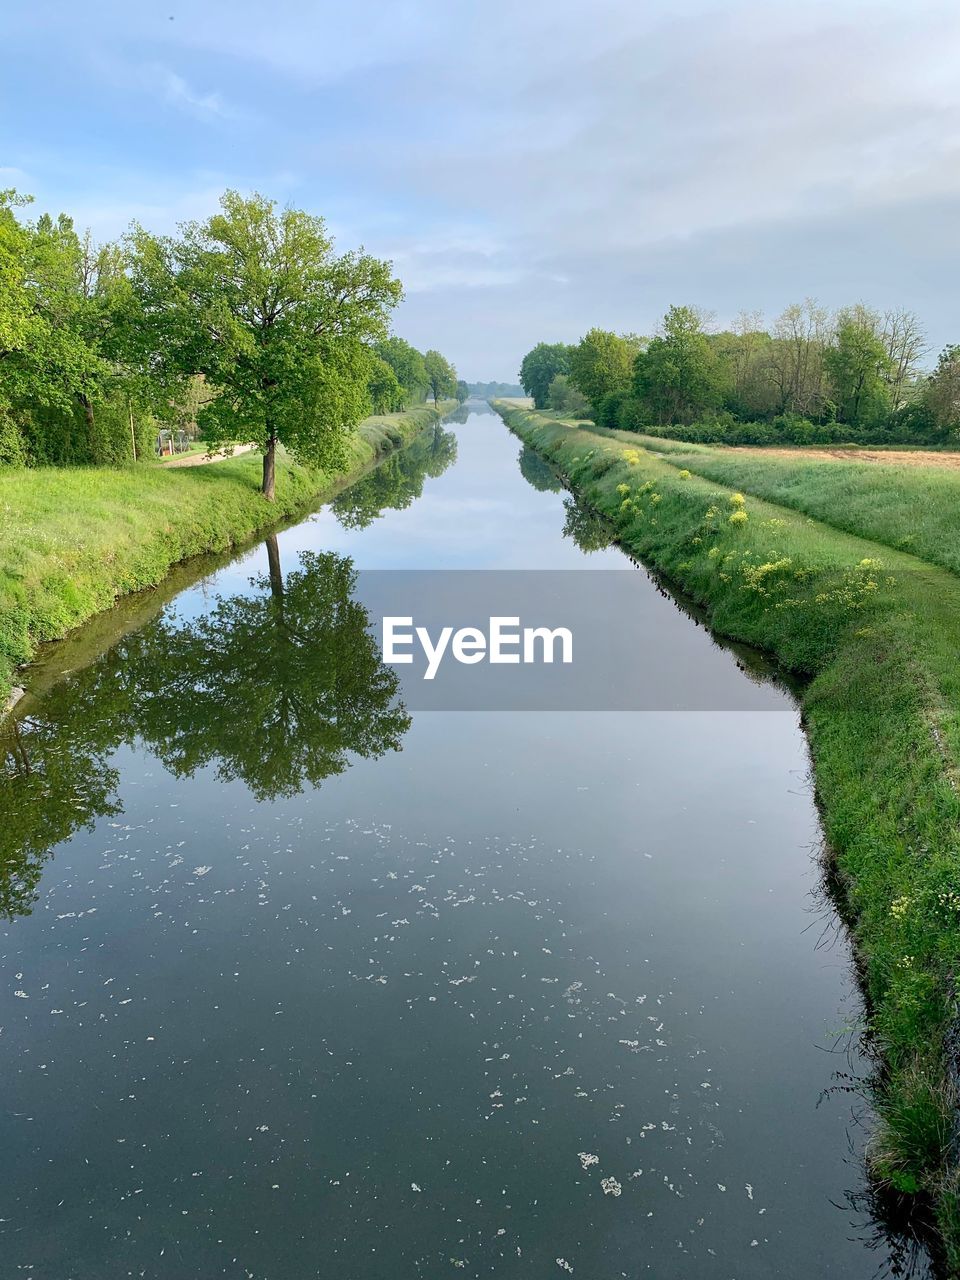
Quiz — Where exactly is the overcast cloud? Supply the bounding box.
[3,0,958,379]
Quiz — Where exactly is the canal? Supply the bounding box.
[0,403,920,1277]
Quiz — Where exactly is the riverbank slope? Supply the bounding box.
[0,402,454,708]
[493,399,960,1269]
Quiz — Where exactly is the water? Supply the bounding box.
[0,404,923,1278]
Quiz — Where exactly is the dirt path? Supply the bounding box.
[742,445,960,469]
[161,443,256,468]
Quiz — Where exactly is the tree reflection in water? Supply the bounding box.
[0,542,410,916]
[332,422,457,530]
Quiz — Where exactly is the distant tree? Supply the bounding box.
[377,335,428,404]
[768,300,831,419]
[568,329,640,418]
[467,380,524,398]
[882,309,928,410]
[455,378,469,404]
[633,306,724,424]
[921,345,960,438]
[424,349,456,406]
[128,190,401,499]
[546,373,590,415]
[519,342,572,409]
[824,305,894,427]
[712,312,778,420]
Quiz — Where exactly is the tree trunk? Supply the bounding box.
[265,533,283,602]
[80,394,96,460]
[262,434,277,500]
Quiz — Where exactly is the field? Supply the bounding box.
[493,400,960,1264]
[0,403,451,707]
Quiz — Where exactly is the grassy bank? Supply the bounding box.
[0,402,453,707]
[493,400,960,1267]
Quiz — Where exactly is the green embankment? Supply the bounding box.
[616,431,960,577]
[493,400,960,1265]
[0,402,453,706]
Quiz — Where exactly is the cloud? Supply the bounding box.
[158,68,239,121]
[4,0,960,377]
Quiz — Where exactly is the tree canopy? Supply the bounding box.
[519,342,571,409]
[128,190,402,498]
[520,299,944,443]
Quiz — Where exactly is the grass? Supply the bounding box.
[613,431,960,576]
[0,402,452,706]
[492,400,960,1269]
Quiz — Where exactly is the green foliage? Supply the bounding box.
[568,328,640,417]
[127,191,402,490]
[0,406,27,467]
[824,305,894,427]
[524,300,941,442]
[519,342,572,409]
[546,372,590,415]
[376,336,429,404]
[368,355,404,414]
[633,305,726,424]
[424,349,457,406]
[921,345,960,439]
[467,380,524,398]
[455,378,469,404]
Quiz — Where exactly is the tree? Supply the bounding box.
[0,196,148,464]
[768,299,831,418]
[882,309,927,410]
[519,342,571,409]
[632,306,725,424]
[824,305,894,427]
[128,190,401,499]
[455,379,469,404]
[568,329,640,418]
[546,373,590,416]
[712,312,778,420]
[921,345,960,438]
[423,349,455,407]
[368,355,404,414]
[376,336,427,404]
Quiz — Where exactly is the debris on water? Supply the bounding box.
[601,1176,622,1197]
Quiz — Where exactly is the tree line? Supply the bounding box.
[0,188,459,492]
[520,302,960,445]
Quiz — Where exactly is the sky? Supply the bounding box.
[3,0,959,381]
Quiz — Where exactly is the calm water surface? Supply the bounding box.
[0,405,924,1277]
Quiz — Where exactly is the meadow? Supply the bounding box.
[493,400,960,1266]
[0,403,450,707]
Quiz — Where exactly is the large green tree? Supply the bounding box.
[519,342,571,409]
[568,329,640,418]
[824,305,893,427]
[633,305,725,425]
[128,190,401,498]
